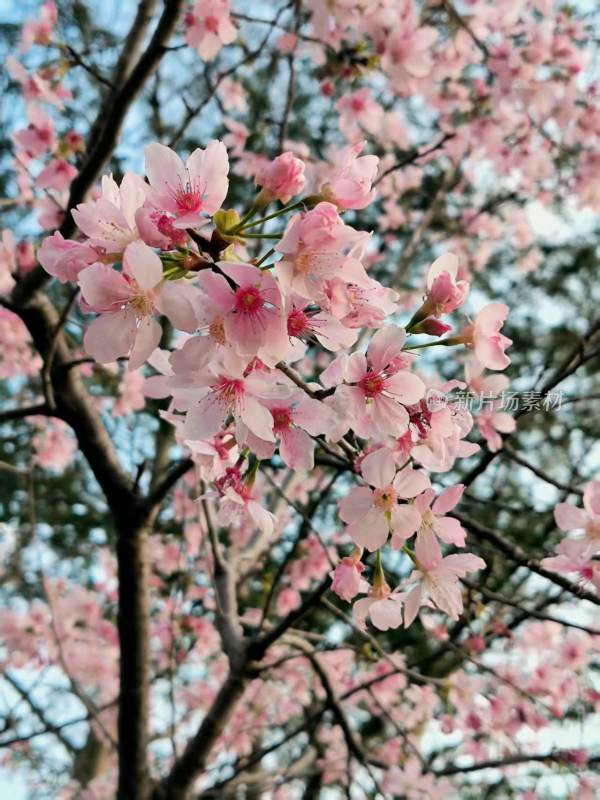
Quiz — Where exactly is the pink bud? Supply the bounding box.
[330,556,365,602]
[256,151,306,204]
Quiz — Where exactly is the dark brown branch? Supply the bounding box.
[12,0,184,303]
[0,403,50,423]
[152,669,250,800]
[374,133,455,186]
[434,751,598,777]
[455,513,600,606]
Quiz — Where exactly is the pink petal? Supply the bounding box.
[346,507,388,551]
[432,516,466,546]
[432,484,465,514]
[279,427,314,471]
[415,527,443,571]
[583,481,600,518]
[384,371,425,405]
[339,487,374,524]
[156,281,200,332]
[78,263,132,311]
[393,465,430,498]
[403,585,422,628]
[370,596,403,631]
[123,241,163,290]
[183,391,225,440]
[554,503,588,531]
[239,395,275,442]
[390,504,421,541]
[144,143,186,194]
[129,317,162,370]
[83,310,137,363]
[361,447,396,489]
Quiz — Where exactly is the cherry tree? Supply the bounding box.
[1,1,599,798]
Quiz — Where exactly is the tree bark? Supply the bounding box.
[116,524,151,799]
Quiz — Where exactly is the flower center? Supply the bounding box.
[130,291,154,317]
[209,318,226,345]
[295,252,315,274]
[215,376,243,408]
[235,286,263,316]
[174,176,204,213]
[359,372,385,398]
[204,15,220,33]
[374,487,396,511]
[272,407,293,431]
[287,309,310,336]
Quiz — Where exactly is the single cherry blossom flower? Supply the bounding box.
[324,325,425,438]
[339,447,430,551]
[454,303,512,371]
[214,466,276,537]
[541,538,600,593]
[411,485,467,548]
[330,551,368,602]
[275,201,368,301]
[475,401,516,452]
[182,349,275,443]
[38,232,98,284]
[265,390,334,471]
[78,241,198,369]
[144,140,229,227]
[185,0,236,61]
[319,141,379,210]
[13,105,56,156]
[404,528,486,625]
[197,262,289,361]
[36,158,78,192]
[552,481,600,555]
[72,172,147,255]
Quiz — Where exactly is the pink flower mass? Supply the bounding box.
[2,2,600,798]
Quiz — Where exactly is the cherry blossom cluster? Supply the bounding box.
[34,136,514,631]
[542,481,600,593]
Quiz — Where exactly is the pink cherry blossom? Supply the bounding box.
[144,140,229,227]
[36,158,78,192]
[265,390,334,471]
[353,586,405,631]
[13,105,56,156]
[330,553,368,602]
[283,293,358,355]
[457,303,512,371]
[326,325,426,438]
[20,0,57,51]
[79,241,198,369]
[0,230,17,296]
[551,481,600,555]
[424,253,469,317]
[275,201,368,301]
[72,172,147,254]
[319,141,379,210]
[339,447,429,551]
[411,485,467,548]
[336,88,384,142]
[38,232,98,284]
[181,350,275,443]
[6,55,66,107]
[256,152,306,204]
[404,528,486,625]
[197,262,288,361]
[185,0,237,61]
[475,402,516,452]
[215,467,276,537]
[541,538,600,593]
